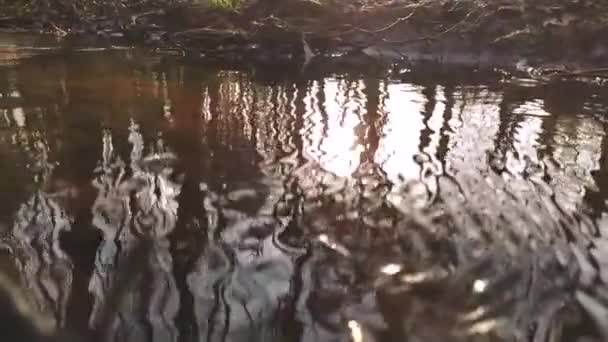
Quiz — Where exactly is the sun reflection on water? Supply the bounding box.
[376,83,426,183]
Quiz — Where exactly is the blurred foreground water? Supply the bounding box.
[2,33,608,341]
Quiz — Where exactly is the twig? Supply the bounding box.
[550,68,608,79]
[381,8,478,44]
[129,9,165,25]
[173,27,242,36]
[326,2,428,39]
[490,27,531,44]
[436,9,479,35]
[558,67,608,76]
[50,23,68,37]
[343,10,417,34]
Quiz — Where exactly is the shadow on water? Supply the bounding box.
[2,44,608,342]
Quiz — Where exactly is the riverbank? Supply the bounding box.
[1,0,608,78]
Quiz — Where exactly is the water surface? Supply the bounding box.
[2,39,608,341]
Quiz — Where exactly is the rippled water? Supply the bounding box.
[2,35,608,342]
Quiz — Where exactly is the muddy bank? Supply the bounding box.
[1,0,608,77]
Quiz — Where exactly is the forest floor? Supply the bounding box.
[1,0,608,77]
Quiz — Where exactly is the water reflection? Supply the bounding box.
[1,50,608,341]
[10,190,74,329]
[88,124,181,342]
[376,83,425,183]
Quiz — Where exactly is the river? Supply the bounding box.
[1,33,608,342]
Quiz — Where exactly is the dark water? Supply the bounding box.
[2,34,608,342]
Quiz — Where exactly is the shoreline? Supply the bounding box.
[0,0,607,79]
